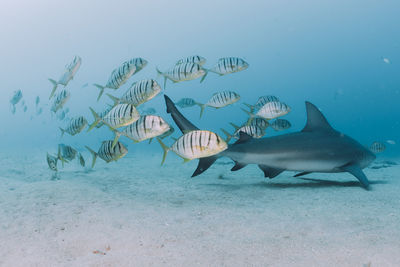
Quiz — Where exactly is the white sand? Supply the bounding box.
[0,150,399,267]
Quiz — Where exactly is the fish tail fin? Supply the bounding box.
[93,84,106,101]
[196,103,206,118]
[200,69,208,83]
[111,129,122,150]
[243,103,254,113]
[156,137,169,165]
[241,108,255,125]
[85,146,97,168]
[59,127,66,137]
[57,146,67,168]
[87,107,101,131]
[106,93,120,107]
[155,67,167,90]
[48,79,58,99]
[229,122,240,130]
[221,128,233,143]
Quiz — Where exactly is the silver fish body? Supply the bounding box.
[46,153,58,171]
[175,98,197,108]
[58,144,77,161]
[248,118,269,130]
[120,79,162,106]
[102,104,140,129]
[256,101,291,120]
[233,125,265,139]
[369,142,386,154]
[119,115,171,143]
[85,141,128,168]
[209,57,249,75]
[51,89,70,113]
[271,119,291,131]
[60,116,88,136]
[157,63,206,87]
[175,55,206,66]
[10,90,23,105]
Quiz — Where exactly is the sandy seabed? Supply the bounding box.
[0,150,399,267]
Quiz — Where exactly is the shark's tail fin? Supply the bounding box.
[48,79,58,99]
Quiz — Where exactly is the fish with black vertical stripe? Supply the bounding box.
[85,140,128,168]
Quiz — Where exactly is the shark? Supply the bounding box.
[163,95,376,189]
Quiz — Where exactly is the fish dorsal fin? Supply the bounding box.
[302,101,334,132]
[233,131,252,145]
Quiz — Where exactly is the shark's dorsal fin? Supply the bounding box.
[302,101,334,132]
[233,132,252,145]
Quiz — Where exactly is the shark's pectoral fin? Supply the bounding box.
[258,165,285,179]
[293,171,312,177]
[231,161,247,171]
[191,155,218,177]
[233,132,253,145]
[340,163,370,190]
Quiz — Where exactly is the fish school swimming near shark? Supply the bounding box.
[10,54,388,189]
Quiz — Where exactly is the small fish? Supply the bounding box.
[23,105,27,112]
[386,140,396,145]
[197,91,240,118]
[175,55,206,66]
[157,130,228,164]
[10,90,23,106]
[107,79,162,107]
[49,55,82,99]
[57,110,66,121]
[36,107,43,115]
[112,115,171,147]
[208,57,249,76]
[175,98,197,108]
[81,83,89,88]
[156,62,206,89]
[369,141,386,154]
[222,123,265,142]
[60,116,88,137]
[270,119,291,131]
[35,96,40,107]
[78,153,85,167]
[51,89,70,113]
[244,95,279,113]
[58,144,78,163]
[382,57,391,64]
[94,57,148,101]
[46,153,58,172]
[88,104,140,131]
[243,101,291,121]
[85,140,128,168]
[247,118,269,130]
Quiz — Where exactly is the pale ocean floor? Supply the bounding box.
[0,149,399,267]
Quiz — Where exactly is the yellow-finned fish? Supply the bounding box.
[244,95,279,113]
[208,57,248,76]
[157,130,228,164]
[88,104,140,131]
[107,79,161,107]
[59,116,88,137]
[112,115,171,148]
[242,101,291,123]
[369,141,386,154]
[94,57,148,101]
[156,62,206,89]
[49,55,82,99]
[196,91,240,118]
[221,123,265,142]
[85,141,128,168]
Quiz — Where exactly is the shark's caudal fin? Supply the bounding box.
[302,101,335,132]
[164,94,220,177]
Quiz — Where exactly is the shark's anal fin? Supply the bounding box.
[340,163,370,190]
[231,161,247,171]
[191,156,218,177]
[294,171,312,177]
[258,165,285,179]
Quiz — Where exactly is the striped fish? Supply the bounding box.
[51,89,70,113]
[108,79,162,107]
[85,140,128,168]
[369,142,386,154]
[94,57,148,101]
[244,95,279,113]
[59,116,88,137]
[95,105,113,128]
[10,90,22,105]
[248,118,269,130]
[49,55,82,99]
[156,62,206,89]
[221,123,265,142]
[112,115,171,148]
[256,101,291,119]
[197,91,240,118]
[157,130,228,164]
[271,119,291,131]
[175,98,197,108]
[46,153,58,172]
[209,57,249,76]
[175,55,206,66]
[88,104,140,131]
